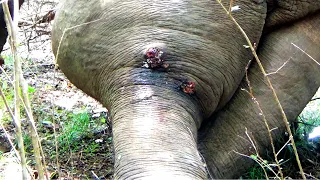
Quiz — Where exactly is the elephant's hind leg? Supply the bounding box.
[198,12,320,179]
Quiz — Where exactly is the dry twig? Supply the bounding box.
[2,1,28,179]
[2,0,45,179]
[216,0,306,179]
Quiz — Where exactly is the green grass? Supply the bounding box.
[0,80,15,124]
[22,133,32,152]
[82,142,100,156]
[241,164,266,179]
[58,113,92,152]
[56,111,106,154]
[0,80,35,113]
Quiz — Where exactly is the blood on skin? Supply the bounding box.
[144,47,168,69]
[181,81,196,94]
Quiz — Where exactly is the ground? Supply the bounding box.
[0,0,320,179]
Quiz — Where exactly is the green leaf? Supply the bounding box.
[263,160,268,164]
[250,154,258,160]
[100,118,106,123]
[28,86,36,93]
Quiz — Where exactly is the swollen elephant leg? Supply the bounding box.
[199,13,320,178]
[108,83,207,179]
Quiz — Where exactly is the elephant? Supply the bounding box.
[0,0,25,66]
[51,0,320,179]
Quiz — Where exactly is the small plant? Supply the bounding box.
[82,142,100,156]
[22,133,32,153]
[243,164,266,179]
[1,54,14,67]
[0,80,15,124]
[57,111,106,154]
[58,112,91,152]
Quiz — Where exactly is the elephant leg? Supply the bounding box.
[52,0,269,178]
[199,12,320,179]
[266,0,320,28]
[0,0,25,52]
[109,82,208,179]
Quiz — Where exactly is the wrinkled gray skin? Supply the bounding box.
[52,0,320,179]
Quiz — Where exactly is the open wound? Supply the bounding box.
[142,47,169,69]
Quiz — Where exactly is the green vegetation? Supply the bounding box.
[58,112,93,152]
[0,80,36,125]
[296,99,320,140]
[243,90,320,179]
[22,133,32,152]
[0,80,16,126]
[241,164,266,179]
[1,54,14,67]
[35,110,109,157]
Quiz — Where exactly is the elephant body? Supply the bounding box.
[0,0,24,52]
[52,0,320,178]
[0,0,25,67]
[199,12,320,178]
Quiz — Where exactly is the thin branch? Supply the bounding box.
[270,127,279,132]
[2,2,28,179]
[19,74,46,180]
[216,1,306,179]
[0,88,22,161]
[266,59,290,76]
[244,89,283,178]
[310,97,320,102]
[54,17,104,65]
[276,138,291,156]
[291,43,320,66]
[228,0,234,13]
[0,87,34,179]
[91,171,100,180]
[233,150,273,179]
[1,65,48,180]
[244,128,259,155]
[244,127,280,179]
[237,134,252,144]
[51,97,60,177]
[3,0,46,179]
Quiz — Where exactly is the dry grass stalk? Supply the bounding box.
[1,65,49,179]
[2,1,45,179]
[242,60,283,178]
[2,2,28,179]
[291,43,320,66]
[0,88,35,178]
[0,88,24,164]
[216,0,306,179]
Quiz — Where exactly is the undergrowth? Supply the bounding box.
[242,91,320,179]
